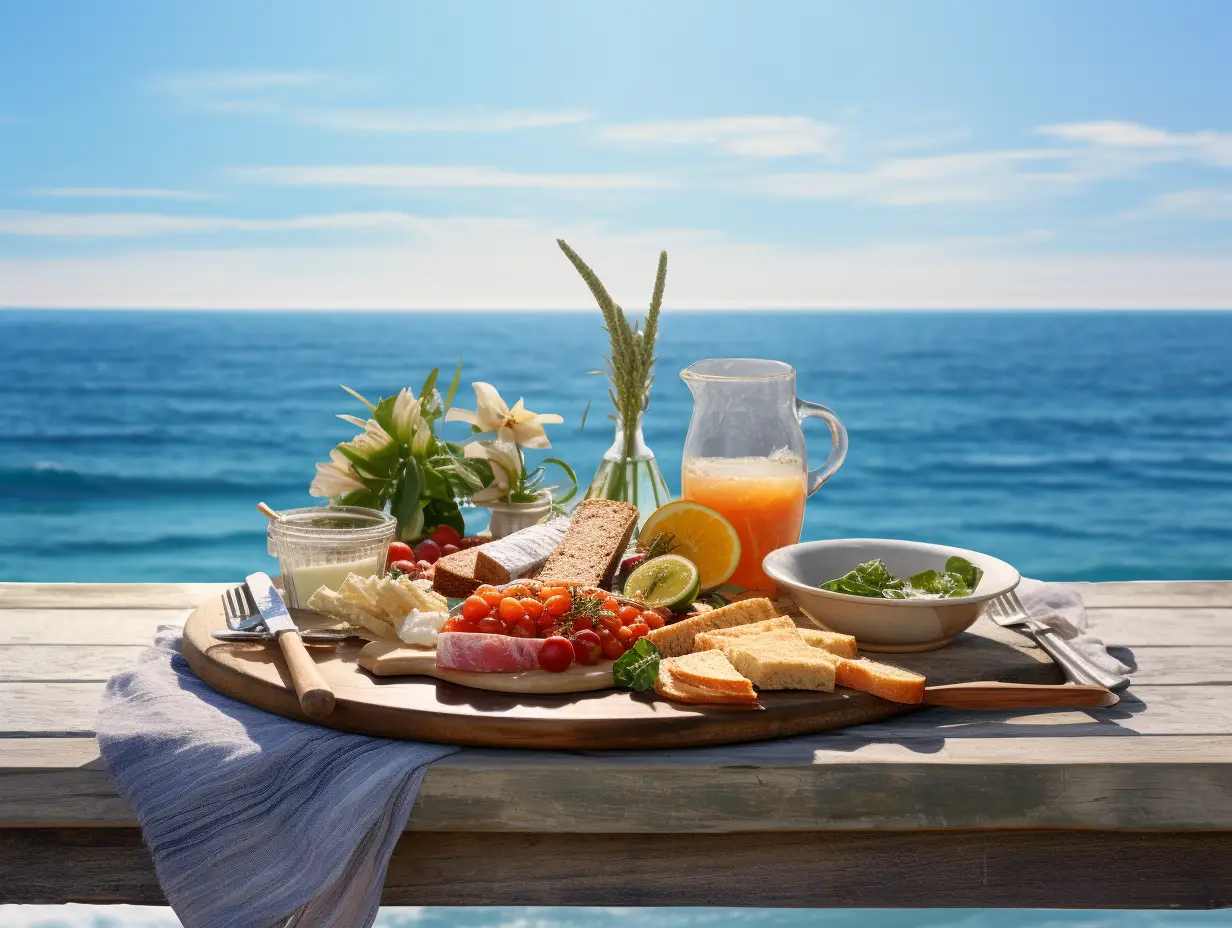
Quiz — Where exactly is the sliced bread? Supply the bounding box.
[667,649,756,698]
[835,658,926,704]
[431,547,487,599]
[646,597,778,657]
[654,658,759,706]
[693,616,800,651]
[717,631,837,692]
[537,499,638,589]
[799,627,859,659]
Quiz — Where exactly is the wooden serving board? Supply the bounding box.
[182,593,1065,749]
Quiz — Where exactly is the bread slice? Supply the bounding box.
[654,658,758,706]
[667,649,756,698]
[835,658,926,704]
[717,631,837,692]
[537,499,638,589]
[431,547,495,599]
[693,616,800,651]
[800,627,859,659]
[646,597,778,657]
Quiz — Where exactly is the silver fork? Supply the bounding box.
[222,584,266,631]
[985,590,1127,691]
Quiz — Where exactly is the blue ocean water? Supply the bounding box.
[3,309,1231,928]
[3,310,1231,582]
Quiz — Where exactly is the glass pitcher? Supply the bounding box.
[680,358,848,593]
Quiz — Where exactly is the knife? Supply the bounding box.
[245,572,336,719]
[213,629,354,644]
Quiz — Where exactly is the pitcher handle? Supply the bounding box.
[796,399,848,496]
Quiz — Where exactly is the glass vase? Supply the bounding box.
[584,413,672,527]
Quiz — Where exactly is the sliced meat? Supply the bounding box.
[435,632,545,673]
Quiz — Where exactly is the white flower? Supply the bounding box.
[463,440,522,503]
[391,388,431,454]
[445,382,563,449]
[342,418,394,464]
[309,449,367,499]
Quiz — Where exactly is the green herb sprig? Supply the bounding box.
[613,638,662,692]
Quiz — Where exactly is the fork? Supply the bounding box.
[985,589,1127,691]
[223,585,266,631]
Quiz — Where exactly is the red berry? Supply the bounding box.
[572,629,602,665]
[429,524,462,548]
[387,542,414,568]
[539,636,574,673]
[441,543,460,557]
[413,540,442,564]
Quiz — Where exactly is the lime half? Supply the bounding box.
[624,554,701,612]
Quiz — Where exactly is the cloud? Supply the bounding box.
[237,165,670,191]
[598,116,839,157]
[155,69,323,94]
[1040,120,1232,168]
[3,218,1231,309]
[296,108,591,133]
[0,210,426,238]
[24,187,218,201]
[1118,188,1232,221]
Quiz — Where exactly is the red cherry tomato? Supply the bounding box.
[539,586,568,602]
[412,539,442,564]
[519,598,544,620]
[601,636,626,660]
[498,597,526,623]
[545,594,573,616]
[510,617,537,638]
[386,542,414,568]
[503,584,531,600]
[628,622,650,641]
[461,596,491,621]
[601,598,621,614]
[617,605,642,623]
[616,625,635,644]
[571,614,594,632]
[539,636,574,673]
[429,524,462,548]
[599,613,622,634]
[644,612,666,630]
[477,616,506,635]
[390,559,418,576]
[479,589,503,608]
[572,629,603,665]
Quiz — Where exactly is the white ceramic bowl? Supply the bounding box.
[762,538,1021,652]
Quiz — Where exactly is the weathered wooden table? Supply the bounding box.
[2,581,1230,909]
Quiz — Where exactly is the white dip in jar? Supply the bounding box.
[267,506,397,608]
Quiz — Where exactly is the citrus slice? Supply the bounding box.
[640,500,741,590]
[624,554,701,612]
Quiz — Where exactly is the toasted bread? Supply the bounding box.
[654,658,759,706]
[799,627,859,659]
[717,631,837,692]
[537,499,638,589]
[646,598,778,657]
[431,547,487,599]
[693,616,800,651]
[668,649,756,698]
[835,658,926,704]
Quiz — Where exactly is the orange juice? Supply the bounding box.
[681,455,807,593]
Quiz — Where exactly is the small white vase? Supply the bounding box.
[484,492,553,539]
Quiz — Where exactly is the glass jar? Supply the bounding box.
[267,505,396,608]
[583,411,672,527]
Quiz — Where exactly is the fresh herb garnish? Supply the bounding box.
[821,557,984,600]
[613,638,661,692]
[641,531,676,560]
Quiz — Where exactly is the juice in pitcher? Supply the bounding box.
[682,455,807,593]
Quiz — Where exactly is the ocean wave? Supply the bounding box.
[1,528,265,557]
[0,464,306,502]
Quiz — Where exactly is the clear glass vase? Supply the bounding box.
[584,413,672,527]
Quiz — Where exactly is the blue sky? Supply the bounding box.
[2,0,1231,308]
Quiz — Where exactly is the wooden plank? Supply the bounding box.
[1088,608,1232,647]
[0,583,229,610]
[1059,581,1232,608]
[0,645,145,682]
[1126,646,1232,684]
[2,827,1228,908]
[6,733,1232,831]
[3,680,1228,739]
[0,609,187,645]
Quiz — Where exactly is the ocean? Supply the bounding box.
[2,309,1231,928]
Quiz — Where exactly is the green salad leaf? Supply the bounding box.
[822,556,984,600]
[613,638,661,692]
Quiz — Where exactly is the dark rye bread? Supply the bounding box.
[536,499,638,589]
[431,545,505,599]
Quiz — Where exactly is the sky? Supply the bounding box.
[2,0,1232,309]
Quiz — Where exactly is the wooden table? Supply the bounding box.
[2,581,1230,909]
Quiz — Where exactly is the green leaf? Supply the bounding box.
[542,457,577,505]
[335,441,400,481]
[419,368,440,402]
[336,488,382,509]
[612,638,661,692]
[340,384,376,411]
[390,457,425,541]
[443,356,463,413]
[578,399,592,433]
[422,497,466,538]
[908,569,971,598]
[371,394,398,436]
[945,556,984,591]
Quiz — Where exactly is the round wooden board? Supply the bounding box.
[182,595,1063,750]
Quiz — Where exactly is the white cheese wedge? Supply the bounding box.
[396,609,449,648]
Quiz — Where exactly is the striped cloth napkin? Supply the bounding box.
[97,626,458,928]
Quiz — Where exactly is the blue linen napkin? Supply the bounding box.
[97,626,458,928]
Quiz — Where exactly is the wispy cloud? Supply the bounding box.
[24,187,218,201]
[1040,120,1232,168]
[598,116,839,157]
[237,164,670,190]
[297,108,591,133]
[0,210,426,238]
[1118,188,1232,221]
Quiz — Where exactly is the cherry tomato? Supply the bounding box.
[572,629,603,665]
[498,597,526,623]
[429,524,462,548]
[569,615,592,632]
[545,594,573,617]
[539,586,568,602]
[628,622,650,641]
[535,610,557,629]
[477,616,506,635]
[504,584,531,600]
[601,636,627,660]
[616,625,635,644]
[520,598,544,620]
[412,539,442,564]
[618,605,642,623]
[390,559,418,576]
[479,591,502,609]
[444,617,478,634]
[460,595,490,621]
[510,617,537,638]
[386,542,414,568]
[539,636,574,673]
[601,598,621,614]
[644,612,666,630]
[599,613,622,634]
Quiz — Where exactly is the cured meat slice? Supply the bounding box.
[435,632,545,673]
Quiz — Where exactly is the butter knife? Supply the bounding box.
[245,572,336,719]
